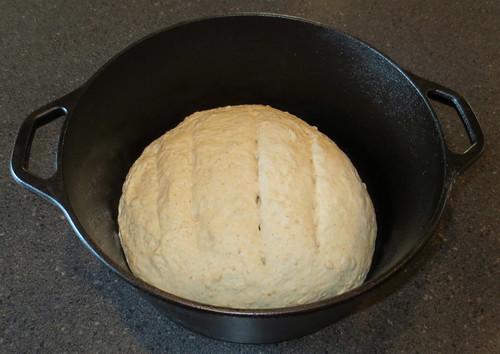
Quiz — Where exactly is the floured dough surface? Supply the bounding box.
[118,105,376,309]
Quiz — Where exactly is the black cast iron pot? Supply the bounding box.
[11,14,484,343]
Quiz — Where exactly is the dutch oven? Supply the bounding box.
[10,14,484,343]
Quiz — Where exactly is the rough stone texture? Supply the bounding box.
[1,0,498,353]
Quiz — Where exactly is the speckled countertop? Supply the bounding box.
[1,1,498,353]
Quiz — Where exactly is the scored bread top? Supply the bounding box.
[118,105,376,309]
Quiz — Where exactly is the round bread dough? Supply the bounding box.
[118,105,376,309]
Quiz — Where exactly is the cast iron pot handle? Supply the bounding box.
[10,89,81,207]
[412,75,485,177]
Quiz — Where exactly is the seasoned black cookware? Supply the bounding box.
[11,14,484,343]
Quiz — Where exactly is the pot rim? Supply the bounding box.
[57,13,456,317]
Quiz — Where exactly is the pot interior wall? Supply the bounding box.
[62,16,446,286]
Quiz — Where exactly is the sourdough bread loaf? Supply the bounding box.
[118,105,376,309]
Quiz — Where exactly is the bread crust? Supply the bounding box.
[118,105,376,309]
